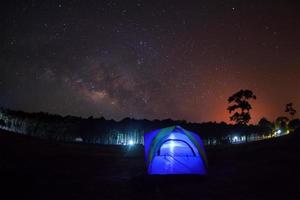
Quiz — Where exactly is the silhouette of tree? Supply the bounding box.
[258,117,272,127]
[276,116,289,131]
[227,89,256,125]
[285,103,296,120]
[289,119,300,131]
[1,106,273,145]
[258,117,274,134]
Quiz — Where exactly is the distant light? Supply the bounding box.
[128,140,134,146]
[277,129,282,134]
[75,137,83,142]
[287,130,290,134]
[233,136,239,143]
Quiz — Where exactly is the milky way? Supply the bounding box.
[1,0,299,123]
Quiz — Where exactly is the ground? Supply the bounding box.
[0,129,299,200]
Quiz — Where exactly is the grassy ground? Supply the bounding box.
[0,129,299,199]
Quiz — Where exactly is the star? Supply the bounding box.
[0,0,298,123]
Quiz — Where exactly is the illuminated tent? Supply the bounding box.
[144,125,208,175]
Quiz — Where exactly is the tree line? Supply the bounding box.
[1,106,299,146]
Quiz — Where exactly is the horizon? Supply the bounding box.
[1,106,298,126]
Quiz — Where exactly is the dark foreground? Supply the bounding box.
[0,129,299,200]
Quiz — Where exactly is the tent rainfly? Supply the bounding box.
[144,125,208,175]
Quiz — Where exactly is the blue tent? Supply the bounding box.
[144,125,208,175]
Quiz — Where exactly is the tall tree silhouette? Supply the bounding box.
[227,89,256,125]
[285,103,296,120]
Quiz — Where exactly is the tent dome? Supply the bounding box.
[144,125,208,175]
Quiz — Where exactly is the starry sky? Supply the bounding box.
[1,0,299,123]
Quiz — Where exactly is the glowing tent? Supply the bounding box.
[144,125,208,175]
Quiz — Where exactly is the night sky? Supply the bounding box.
[1,0,299,123]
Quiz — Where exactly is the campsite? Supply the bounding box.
[1,128,298,199]
[1,1,299,199]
